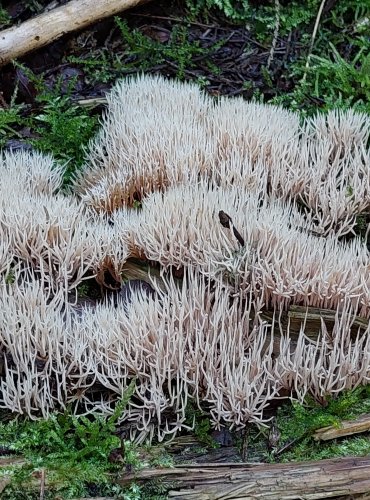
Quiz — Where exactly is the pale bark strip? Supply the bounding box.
[0,0,151,66]
[118,457,370,499]
[314,414,370,442]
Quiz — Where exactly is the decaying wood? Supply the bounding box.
[75,97,108,109]
[0,0,151,67]
[119,260,369,358]
[121,258,181,293]
[3,452,370,499]
[288,305,369,331]
[261,305,368,342]
[118,457,370,499]
[314,413,370,442]
[120,261,369,335]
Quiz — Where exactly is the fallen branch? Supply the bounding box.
[288,305,369,331]
[261,305,368,344]
[118,457,370,499]
[75,97,108,109]
[314,414,370,442]
[4,453,370,498]
[0,0,151,67]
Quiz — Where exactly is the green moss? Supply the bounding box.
[185,403,219,448]
[0,104,25,147]
[0,380,136,498]
[31,95,98,183]
[7,65,99,186]
[272,386,370,462]
[279,434,370,462]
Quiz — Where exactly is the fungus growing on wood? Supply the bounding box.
[75,75,370,239]
[0,152,129,292]
[0,76,369,443]
[117,180,370,317]
[275,301,370,405]
[75,74,213,212]
[1,265,369,440]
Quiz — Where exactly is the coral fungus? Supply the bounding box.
[0,75,369,441]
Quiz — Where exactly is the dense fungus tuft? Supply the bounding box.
[1,75,370,441]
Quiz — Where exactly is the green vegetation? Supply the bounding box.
[186,0,370,114]
[3,387,370,497]
[0,7,11,27]
[0,377,176,499]
[24,69,99,184]
[0,66,99,185]
[0,380,137,498]
[272,40,370,114]
[185,403,219,448]
[31,94,98,184]
[0,102,25,147]
[271,386,370,462]
[68,17,223,83]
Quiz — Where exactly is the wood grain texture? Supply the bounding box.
[314,414,370,441]
[118,457,370,499]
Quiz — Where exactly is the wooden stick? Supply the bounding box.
[75,97,108,108]
[39,468,45,500]
[0,0,151,67]
[302,0,327,82]
[117,457,370,499]
[314,414,370,442]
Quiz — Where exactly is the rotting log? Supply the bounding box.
[261,305,369,339]
[119,260,369,356]
[314,414,370,442]
[0,0,152,67]
[118,457,370,499]
[121,260,369,334]
[3,454,370,498]
[288,305,369,332]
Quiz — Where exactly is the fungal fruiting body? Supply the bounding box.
[0,75,369,441]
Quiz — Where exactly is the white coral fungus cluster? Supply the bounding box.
[1,75,370,441]
[77,75,370,237]
[0,151,128,292]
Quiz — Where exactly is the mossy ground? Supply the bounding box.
[2,388,370,498]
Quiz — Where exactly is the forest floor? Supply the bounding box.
[0,0,368,180]
[0,0,369,498]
